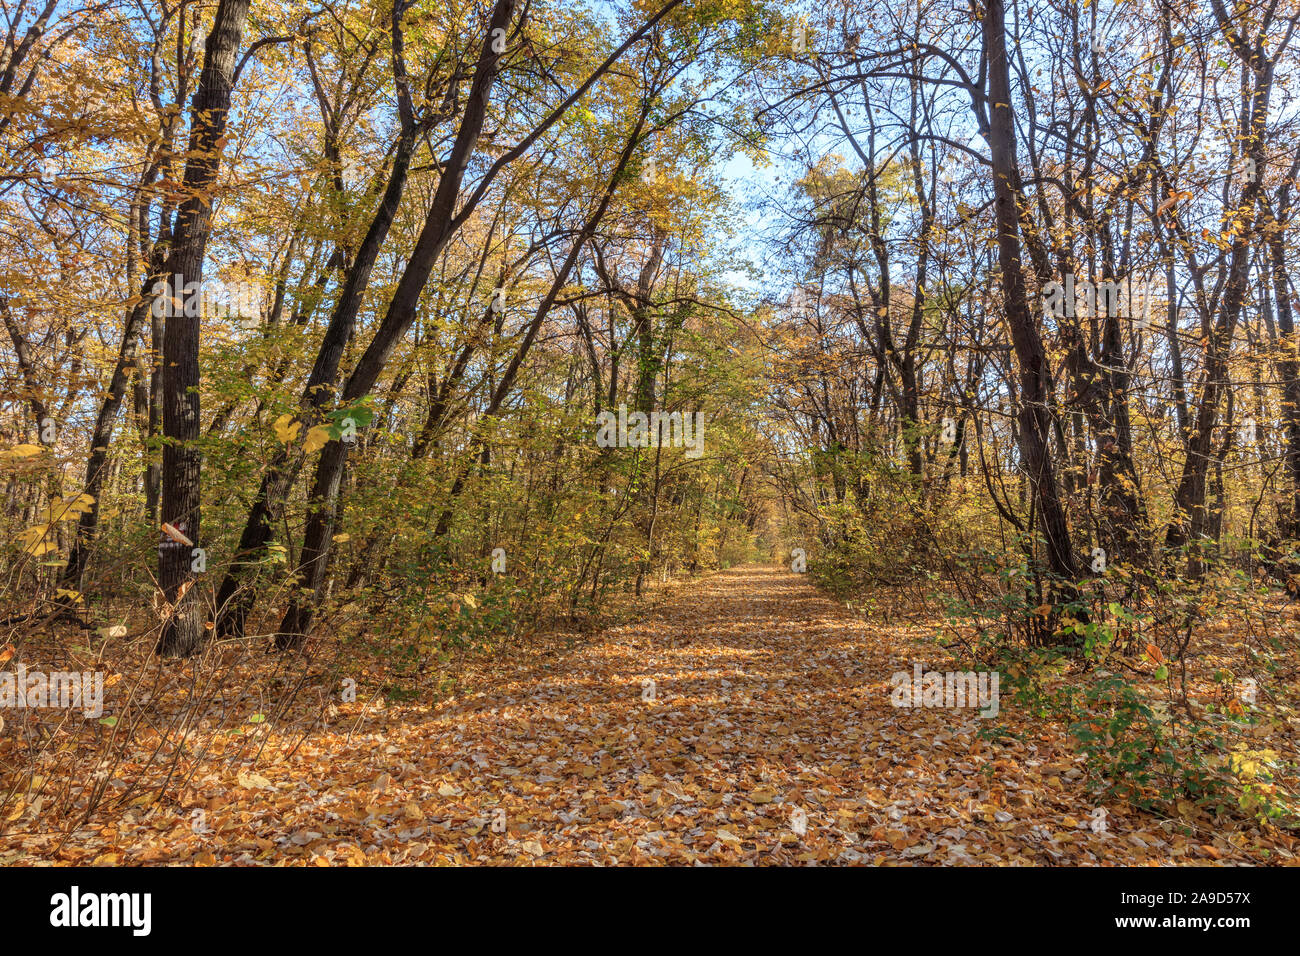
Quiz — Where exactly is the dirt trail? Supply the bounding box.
[16,565,1275,864]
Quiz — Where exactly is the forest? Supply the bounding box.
[0,0,1298,870]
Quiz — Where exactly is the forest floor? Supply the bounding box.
[4,565,1297,865]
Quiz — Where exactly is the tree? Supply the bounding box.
[156,0,254,656]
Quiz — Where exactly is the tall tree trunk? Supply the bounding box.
[984,0,1079,586]
[155,0,253,657]
[1268,162,1300,536]
[1163,1,1279,573]
[61,292,155,589]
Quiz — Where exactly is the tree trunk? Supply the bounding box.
[983,0,1079,585]
[156,0,253,657]
[1266,158,1300,536]
[1163,4,1275,573]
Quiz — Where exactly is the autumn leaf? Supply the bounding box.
[236,771,274,790]
[272,414,302,444]
[22,536,58,557]
[161,522,193,547]
[302,424,332,453]
[0,443,43,459]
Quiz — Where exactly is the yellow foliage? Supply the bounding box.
[273,414,302,444]
[302,424,332,453]
[0,443,44,460]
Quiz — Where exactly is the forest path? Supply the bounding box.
[32,566,1251,865]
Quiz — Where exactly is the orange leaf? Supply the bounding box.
[161,522,193,547]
